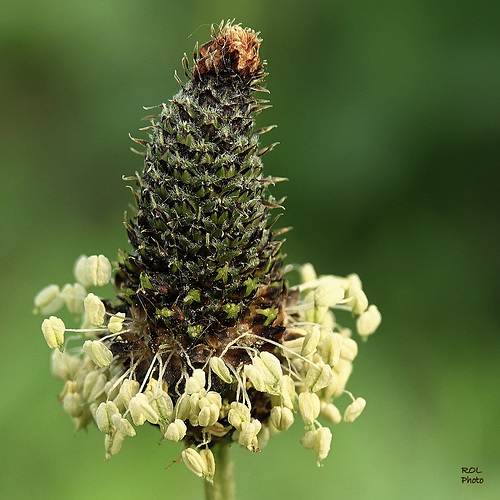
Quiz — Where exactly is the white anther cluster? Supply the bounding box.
[276,263,381,464]
[36,258,380,477]
[35,255,137,452]
[35,254,114,347]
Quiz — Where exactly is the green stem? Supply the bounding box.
[204,444,235,500]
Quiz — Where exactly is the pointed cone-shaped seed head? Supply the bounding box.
[110,23,288,448]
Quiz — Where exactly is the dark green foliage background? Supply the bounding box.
[1,1,499,498]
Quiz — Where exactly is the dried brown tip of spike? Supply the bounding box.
[193,22,263,81]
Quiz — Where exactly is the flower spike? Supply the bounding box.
[35,21,381,481]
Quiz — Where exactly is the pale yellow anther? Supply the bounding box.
[298,392,320,427]
[320,310,335,329]
[340,337,358,361]
[315,427,333,465]
[84,293,106,326]
[60,283,86,315]
[198,406,213,427]
[174,393,191,420]
[74,255,92,288]
[111,414,136,437]
[60,380,80,407]
[147,389,174,423]
[346,273,363,290]
[51,349,82,380]
[189,392,204,413]
[116,379,140,408]
[320,402,342,424]
[104,432,125,460]
[357,305,381,337]
[314,305,329,324]
[102,415,135,460]
[279,375,296,410]
[200,448,216,482]
[300,427,333,465]
[209,356,233,383]
[197,395,210,409]
[305,361,333,393]
[209,404,220,425]
[344,397,366,422]
[41,316,66,350]
[301,325,321,357]
[257,425,271,449]
[270,406,294,431]
[205,391,222,408]
[244,364,266,392]
[83,371,107,401]
[83,340,113,367]
[346,285,369,315]
[321,332,342,366]
[164,419,187,442]
[300,263,317,283]
[185,369,206,394]
[301,290,316,322]
[108,312,125,333]
[86,254,112,287]
[129,393,159,426]
[104,380,120,400]
[228,402,251,430]
[247,352,282,394]
[300,429,317,450]
[314,283,344,308]
[259,352,283,381]
[74,410,93,432]
[62,392,84,418]
[182,448,207,478]
[34,284,64,315]
[95,401,121,434]
[239,419,262,451]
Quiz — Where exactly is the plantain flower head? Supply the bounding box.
[35,21,380,477]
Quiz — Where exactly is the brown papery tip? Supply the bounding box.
[193,21,263,82]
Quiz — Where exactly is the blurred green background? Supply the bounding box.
[1,1,499,498]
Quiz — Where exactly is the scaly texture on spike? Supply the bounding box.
[113,20,287,399]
